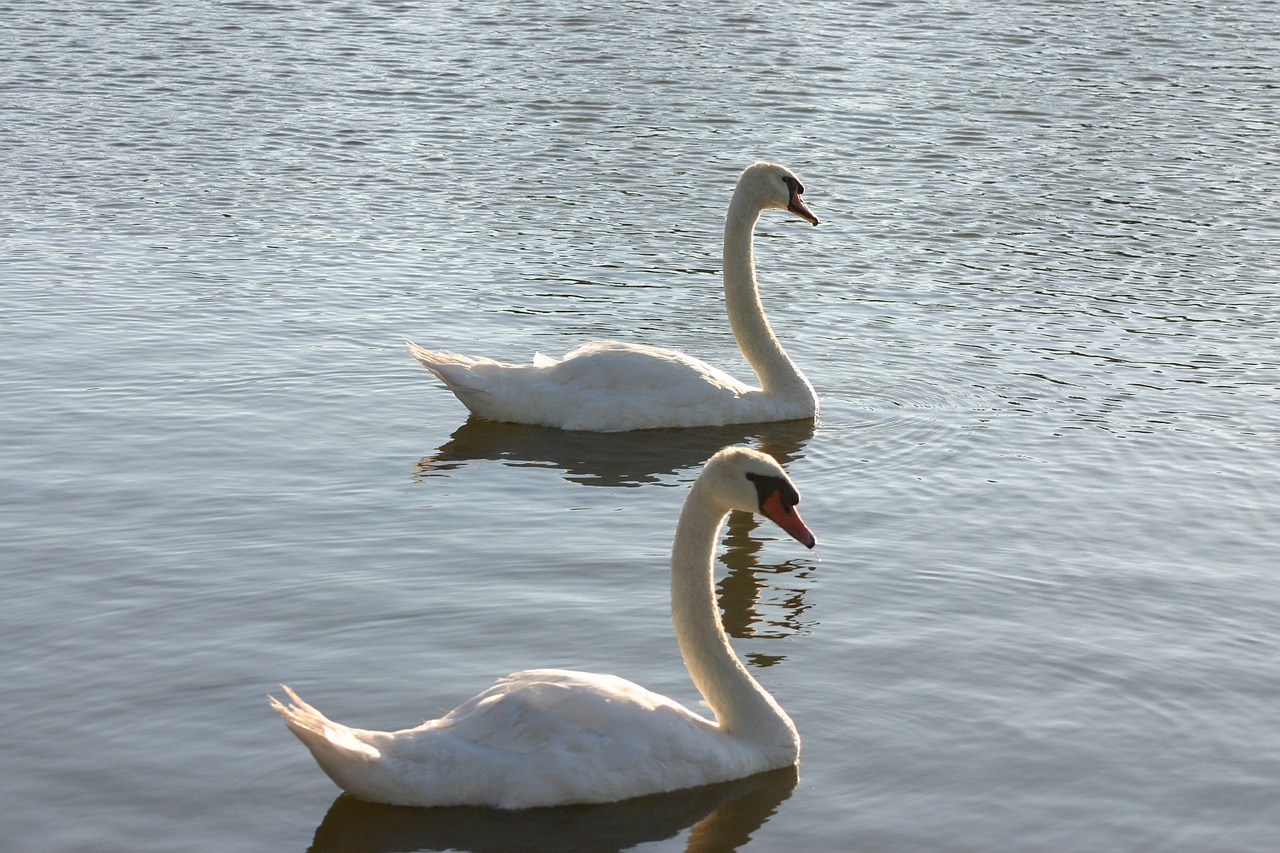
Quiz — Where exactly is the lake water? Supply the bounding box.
[2,1,1277,850]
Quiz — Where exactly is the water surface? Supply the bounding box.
[2,2,1277,851]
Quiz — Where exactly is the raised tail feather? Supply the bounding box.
[269,685,381,762]
[405,339,506,411]
[406,340,477,374]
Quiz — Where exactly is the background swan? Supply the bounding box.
[270,446,817,809]
[407,162,820,432]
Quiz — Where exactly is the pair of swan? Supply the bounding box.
[272,164,824,808]
[271,446,815,808]
[406,161,819,432]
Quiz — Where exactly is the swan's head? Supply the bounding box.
[738,162,819,226]
[701,446,816,549]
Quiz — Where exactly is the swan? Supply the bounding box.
[406,162,820,432]
[270,446,817,809]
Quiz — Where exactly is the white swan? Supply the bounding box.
[270,446,816,809]
[406,162,820,432]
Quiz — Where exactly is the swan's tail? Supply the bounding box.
[406,339,509,416]
[405,340,484,374]
[269,685,382,766]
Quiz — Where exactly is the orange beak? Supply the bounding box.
[761,490,816,549]
[787,190,819,226]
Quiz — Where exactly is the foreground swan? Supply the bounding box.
[270,446,816,808]
[407,162,820,432]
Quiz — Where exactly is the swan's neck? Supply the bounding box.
[670,481,799,752]
[723,193,814,404]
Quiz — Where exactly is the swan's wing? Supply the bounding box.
[353,669,747,807]
[408,338,788,431]
[428,669,714,760]
[548,341,753,394]
[537,342,770,430]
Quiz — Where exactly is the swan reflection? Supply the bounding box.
[306,765,797,853]
[415,416,813,488]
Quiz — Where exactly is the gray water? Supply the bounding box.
[2,2,1278,851]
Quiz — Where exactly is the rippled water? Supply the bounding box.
[2,2,1277,851]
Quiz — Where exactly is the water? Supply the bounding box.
[2,1,1277,850]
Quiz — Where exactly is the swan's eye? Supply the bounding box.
[745,472,799,511]
[782,175,805,196]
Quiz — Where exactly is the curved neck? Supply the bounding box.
[723,192,814,402]
[670,481,798,749]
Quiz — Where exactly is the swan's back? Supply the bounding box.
[273,669,780,809]
[409,340,805,431]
